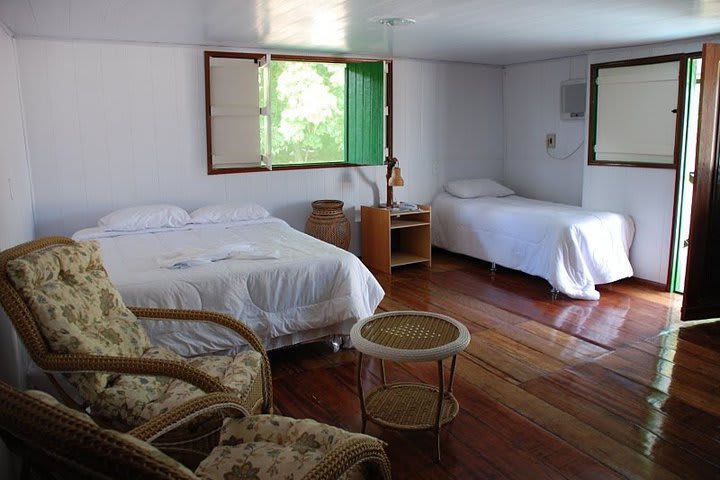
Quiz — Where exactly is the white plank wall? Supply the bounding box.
[502,36,720,284]
[394,60,505,204]
[0,25,33,392]
[0,30,34,251]
[503,56,587,206]
[0,24,33,480]
[583,35,720,283]
[15,39,504,254]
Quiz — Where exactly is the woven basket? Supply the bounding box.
[305,200,351,250]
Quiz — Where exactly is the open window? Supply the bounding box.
[205,51,392,174]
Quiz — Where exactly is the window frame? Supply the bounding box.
[204,51,393,175]
[587,53,694,169]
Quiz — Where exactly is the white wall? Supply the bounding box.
[583,35,720,283]
[503,56,587,205]
[582,166,676,282]
[15,39,504,254]
[394,60,504,196]
[0,21,33,480]
[0,32,33,253]
[0,25,33,392]
[503,36,720,283]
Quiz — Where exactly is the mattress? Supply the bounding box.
[431,193,635,300]
[73,218,384,354]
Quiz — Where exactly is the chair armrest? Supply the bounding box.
[128,307,273,413]
[40,353,228,394]
[305,436,392,480]
[129,392,250,442]
[128,307,265,354]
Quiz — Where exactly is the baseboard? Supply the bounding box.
[630,276,668,291]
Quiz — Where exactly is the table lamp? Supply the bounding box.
[385,156,405,208]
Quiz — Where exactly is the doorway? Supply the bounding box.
[670,57,702,293]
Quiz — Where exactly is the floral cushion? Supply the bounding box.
[25,389,197,479]
[93,346,264,427]
[195,415,375,480]
[7,241,150,401]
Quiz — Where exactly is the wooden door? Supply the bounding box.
[682,43,720,320]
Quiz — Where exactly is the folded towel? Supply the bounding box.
[157,242,281,268]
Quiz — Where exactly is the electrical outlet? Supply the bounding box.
[546,133,556,149]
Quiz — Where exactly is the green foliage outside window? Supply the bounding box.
[270,61,346,165]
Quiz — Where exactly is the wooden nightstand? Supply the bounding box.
[360,205,431,274]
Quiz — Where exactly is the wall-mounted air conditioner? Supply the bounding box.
[561,79,586,120]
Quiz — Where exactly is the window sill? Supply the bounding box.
[208,162,382,175]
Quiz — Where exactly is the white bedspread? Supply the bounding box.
[73,218,384,354]
[432,193,634,300]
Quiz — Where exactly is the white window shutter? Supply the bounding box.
[259,54,272,170]
[209,57,263,168]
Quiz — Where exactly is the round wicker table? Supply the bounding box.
[350,311,471,462]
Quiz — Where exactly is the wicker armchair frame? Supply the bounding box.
[0,381,393,480]
[0,236,272,418]
[0,380,199,479]
[304,436,393,480]
[130,306,273,414]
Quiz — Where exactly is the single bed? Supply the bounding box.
[432,191,634,300]
[73,216,384,355]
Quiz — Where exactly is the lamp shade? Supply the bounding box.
[384,156,404,208]
[389,166,405,187]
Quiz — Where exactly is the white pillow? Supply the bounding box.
[98,204,190,231]
[189,203,270,224]
[444,179,514,199]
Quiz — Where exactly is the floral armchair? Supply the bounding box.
[0,237,272,442]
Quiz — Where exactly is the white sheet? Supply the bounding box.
[432,193,634,300]
[73,218,384,354]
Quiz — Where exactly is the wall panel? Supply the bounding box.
[503,55,587,206]
[502,37,720,284]
[0,25,34,479]
[583,35,720,283]
[16,39,504,254]
[0,31,34,251]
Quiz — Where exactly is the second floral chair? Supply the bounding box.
[0,380,392,479]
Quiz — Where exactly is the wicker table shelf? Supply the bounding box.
[365,383,459,430]
[350,311,470,462]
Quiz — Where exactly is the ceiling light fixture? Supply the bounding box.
[374,17,416,27]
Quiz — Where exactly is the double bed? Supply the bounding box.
[74,214,384,355]
[432,189,635,300]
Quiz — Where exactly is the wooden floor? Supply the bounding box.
[269,250,720,480]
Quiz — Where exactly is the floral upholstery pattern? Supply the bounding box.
[7,241,150,401]
[25,389,197,478]
[20,391,385,480]
[195,415,377,480]
[94,346,263,427]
